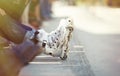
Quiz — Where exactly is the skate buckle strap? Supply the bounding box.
[31,31,39,44]
[42,40,47,48]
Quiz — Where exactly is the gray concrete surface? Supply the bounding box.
[74,29,120,76]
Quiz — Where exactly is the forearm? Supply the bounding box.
[35,4,41,21]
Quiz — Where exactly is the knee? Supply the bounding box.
[0,8,6,16]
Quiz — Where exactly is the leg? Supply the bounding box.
[0,9,27,44]
[40,0,51,19]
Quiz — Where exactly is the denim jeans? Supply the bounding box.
[40,0,51,19]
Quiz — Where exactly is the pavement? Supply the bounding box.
[19,1,120,76]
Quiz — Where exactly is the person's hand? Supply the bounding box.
[0,8,6,16]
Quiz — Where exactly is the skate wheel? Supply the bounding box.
[60,54,67,60]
